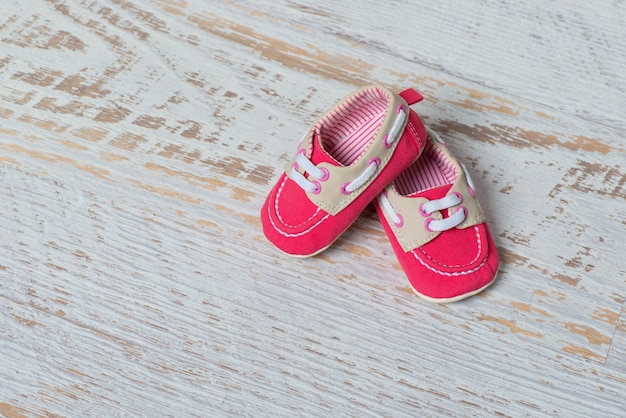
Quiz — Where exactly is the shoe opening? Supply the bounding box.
[394,140,458,196]
[317,86,390,166]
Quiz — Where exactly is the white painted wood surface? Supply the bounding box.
[1,0,625,416]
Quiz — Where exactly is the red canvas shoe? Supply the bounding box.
[261,85,427,257]
[374,129,499,302]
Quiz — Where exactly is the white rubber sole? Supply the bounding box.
[409,271,499,304]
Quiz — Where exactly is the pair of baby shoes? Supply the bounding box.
[260,85,498,303]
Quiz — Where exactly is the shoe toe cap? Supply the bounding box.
[403,224,499,301]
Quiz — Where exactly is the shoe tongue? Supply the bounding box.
[409,184,453,200]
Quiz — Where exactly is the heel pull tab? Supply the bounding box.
[398,88,424,105]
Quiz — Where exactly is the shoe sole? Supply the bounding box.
[408,271,499,304]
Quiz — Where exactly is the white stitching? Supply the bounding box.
[410,227,488,275]
[415,226,483,268]
[267,199,330,238]
[406,120,425,149]
[411,250,488,277]
[274,176,322,227]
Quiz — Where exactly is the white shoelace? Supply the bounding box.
[343,158,379,193]
[421,193,466,231]
[383,107,407,147]
[291,108,406,194]
[379,191,467,231]
[291,152,327,193]
[378,191,404,226]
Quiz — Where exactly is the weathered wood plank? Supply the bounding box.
[230,0,626,130]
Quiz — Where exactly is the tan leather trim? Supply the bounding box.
[380,187,440,251]
[286,85,409,216]
[380,132,486,253]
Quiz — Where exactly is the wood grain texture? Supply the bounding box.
[1,0,624,416]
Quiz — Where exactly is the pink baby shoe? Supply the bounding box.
[261,85,427,257]
[375,128,499,302]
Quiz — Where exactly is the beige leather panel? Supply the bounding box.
[381,188,441,252]
[380,134,486,253]
[286,85,409,216]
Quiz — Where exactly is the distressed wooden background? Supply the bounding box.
[1,0,625,416]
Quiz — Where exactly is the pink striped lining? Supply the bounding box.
[394,141,458,196]
[318,87,390,165]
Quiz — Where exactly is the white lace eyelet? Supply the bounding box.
[318,167,330,182]
[419,203,430,217]
[383,134,392,149]
[310,180,321,195]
